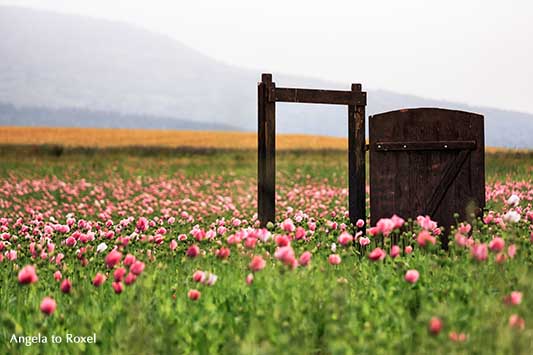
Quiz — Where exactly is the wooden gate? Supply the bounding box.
[369,108,485,245]
[257,73,367,230]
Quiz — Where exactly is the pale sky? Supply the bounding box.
[2,0,532,113]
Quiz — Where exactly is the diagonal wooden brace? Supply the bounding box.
[425,149,471,217]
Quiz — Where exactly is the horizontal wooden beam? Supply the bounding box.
[375,140,476,151]
[270,87,366,105]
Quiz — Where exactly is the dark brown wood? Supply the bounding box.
[348,83,366,233]
[257,73,367,229]
[258,74,276,226]
[369,108,485,247]
[425,149,471,217]
[273,87,366,105]
[375,140,476,151]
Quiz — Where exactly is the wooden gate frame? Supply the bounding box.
[257,73,367,230]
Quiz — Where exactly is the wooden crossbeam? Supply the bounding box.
[271,87,366,105]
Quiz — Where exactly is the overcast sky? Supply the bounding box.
[2,0,532,113]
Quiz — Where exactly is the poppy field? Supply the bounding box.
[1,148,533,354]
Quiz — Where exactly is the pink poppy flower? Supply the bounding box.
[376,218,395,236]
[169,239,178,251]
[417,215,438,231]
[186,245,200,258]
[40,297,56,315]
[275,234,291,247]
[274,246,297,268]
[295,227,306,240]
[193,270,206,283]
[216,247,230,259]
[130,261,145,275]
[495,253,507,264]
[417,230,436,247]
[249,255,267,272]
[114,267,126,282]
[93,273,106,287]
[356,219,365,228]
[428,317,442,335]
[455,233,467,247]
[368,248,386,261]
[105,249,122,268]
[6,250,17,261]
[391,215,405,229]
[458,223,471,235]
[136,217,148,232]
[508,244,517,258]
[448,332,468,342]
[60,279,72,293]
[53,271,62,281]
[124,273,136,285]
[338,232,353,246]
[112,281,123,294]
[509,314,525,330]
[489,237,505,252]
[328,254,341,265]
[404,269,419,284]
[246,273,254,285]
[503,291,523,305]
[405,246,413,254]
[65,236,77,247]
[18,265,38,284]
[281,218,295,233]
[471,243,488,261]
[367,227,379,236]
[298,251,312,267]
[359,237,370,246]
[390,245,400,258]
[123,254,136,266]
[55,253,64,265]
[244,237,257,249]
[188,289,201,301]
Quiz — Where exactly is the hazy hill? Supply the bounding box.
[1,6,532,148]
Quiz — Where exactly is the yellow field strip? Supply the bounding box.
[0,126,348,150]
[0,126,524,152]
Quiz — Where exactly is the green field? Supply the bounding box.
[1,147,533,354]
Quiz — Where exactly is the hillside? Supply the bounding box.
[1,6,533,148]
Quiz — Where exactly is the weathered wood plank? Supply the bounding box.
[273,87,366,105]
[258,74,276,226]
[349,83,366,232]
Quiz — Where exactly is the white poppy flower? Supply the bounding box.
[503,210,520,223]
[96,242,108,253]
[507,195,520,207]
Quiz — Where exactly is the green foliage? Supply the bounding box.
[0,149,532,354]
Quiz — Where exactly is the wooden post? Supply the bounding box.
[258,74,276,226]
[349,83,366,233]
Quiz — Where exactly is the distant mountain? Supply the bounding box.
[0,103,238,131]
[1,6,532,148]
